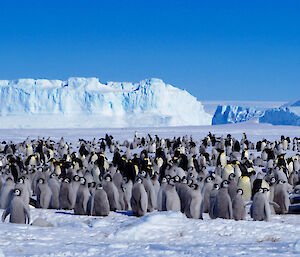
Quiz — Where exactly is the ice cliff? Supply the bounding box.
[0,78,212,128]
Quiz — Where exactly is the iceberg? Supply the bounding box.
[0,77,212,128]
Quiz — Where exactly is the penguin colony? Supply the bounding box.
[0,132,300,224]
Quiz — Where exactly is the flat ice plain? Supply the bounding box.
[1,122,300,257]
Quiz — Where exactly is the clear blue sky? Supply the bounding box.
[0,0,299,101]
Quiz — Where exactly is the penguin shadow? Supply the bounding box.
[115,210,133,216]
[55,211,74,215]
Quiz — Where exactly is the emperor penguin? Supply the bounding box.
[141,171,157,212]
[2,188,30,224]
[90,183,110,216]
[72,174,81,195]
[184,184,204,219]
[48,173,60,209]
[202,176,214,213]
[131,177,148,217]
[273,179,290,214]
[212,180,232,219]
[122,176,133,210]
[232,189,246,220]
[228,173,238,200]
[36,178,52,209]
[251,188,271,221]
[59,178,76,210]
[74,177,91,215]
[103,174,120,211]
[238,176,252,201]
[157,177,168,211]
[0,177,15,209]
[209,183,220,219]
[164,178,181,211]
[177,177,190,213]
[15,177,30,207]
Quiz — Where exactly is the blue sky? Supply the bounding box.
[0,0,299,101]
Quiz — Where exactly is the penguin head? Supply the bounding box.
[182,177,187,184]
[88,182,96,188]
[96,183,103,190]
[140,170,147,178]
[213,183,220,190]
[50,173,57,179]
[14,188,21,196]
[191,184,199,190]
[104,174,112,182]
[80,177,86,185]
[174,175,180,183]
[258,188,264,193]
[168,178,176,186]
[73,175,80,182]
[64,178,70,183]
[263,188,269,194]
[277,179,286,185]
[123,176,129,183]
[38,178,45,184]
[161,177,168,183]
[228,173,236,180]
[205,176,213,183]
[269,177,276,185]
[237,188,243,195]
[136,177,143,184]
[17,177,25,184]
[221,180,229,188]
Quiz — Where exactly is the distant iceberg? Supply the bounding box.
[0,77,212,128]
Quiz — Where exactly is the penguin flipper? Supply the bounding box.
[244,201,252,207]
[269,201,280,209]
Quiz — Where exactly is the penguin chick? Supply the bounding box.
[212,180,232,219]
[131,177,148,217]
[36,178,52,209]
[74,177,91,215]
[185,184,204,219]
[90,184,110,216]
[2,188,30,224]
[232,189,246,220]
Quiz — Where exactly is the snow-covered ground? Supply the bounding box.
[1,123,300,256]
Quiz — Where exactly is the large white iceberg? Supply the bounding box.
[0,77,212,128]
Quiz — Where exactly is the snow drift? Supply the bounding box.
[0,78,212,128]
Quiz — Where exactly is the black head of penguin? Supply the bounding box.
[277,179,286,185]
[221,180,229,188]
[38,178,45,184]
[64,178,71,183]
[205,176,213,183]
[169,178,176,187]
[136,177,143,184]
[50,173,57,179]
[161,177,168,184]
[96,183,103,190]
[237,188,243,195]
[228,173,236,181]
[88,182,96,188]
[197,176,204,183]
[182,177,188,184]
[269,177,276,185]
[174,175,181,183]
[14,188,21,196]
[263,188,269,194]
[80,177,86,185]
[17,177,25,184]
[213,183,220,190]
[104,174,112,182]
[73,175,80,182]
[191,184,199,190]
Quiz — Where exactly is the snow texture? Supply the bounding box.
[0,78,212,128]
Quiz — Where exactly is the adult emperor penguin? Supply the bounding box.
[90,183,110,216]
[2,188,30,224]
[131,177,148,217]
[238,176,252,201]
[36,178,52,209]
[232,189,246,220]
[59,177,76,210]
[185,184,204,219]
[74,177,91,215]
[212,180,232,219]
